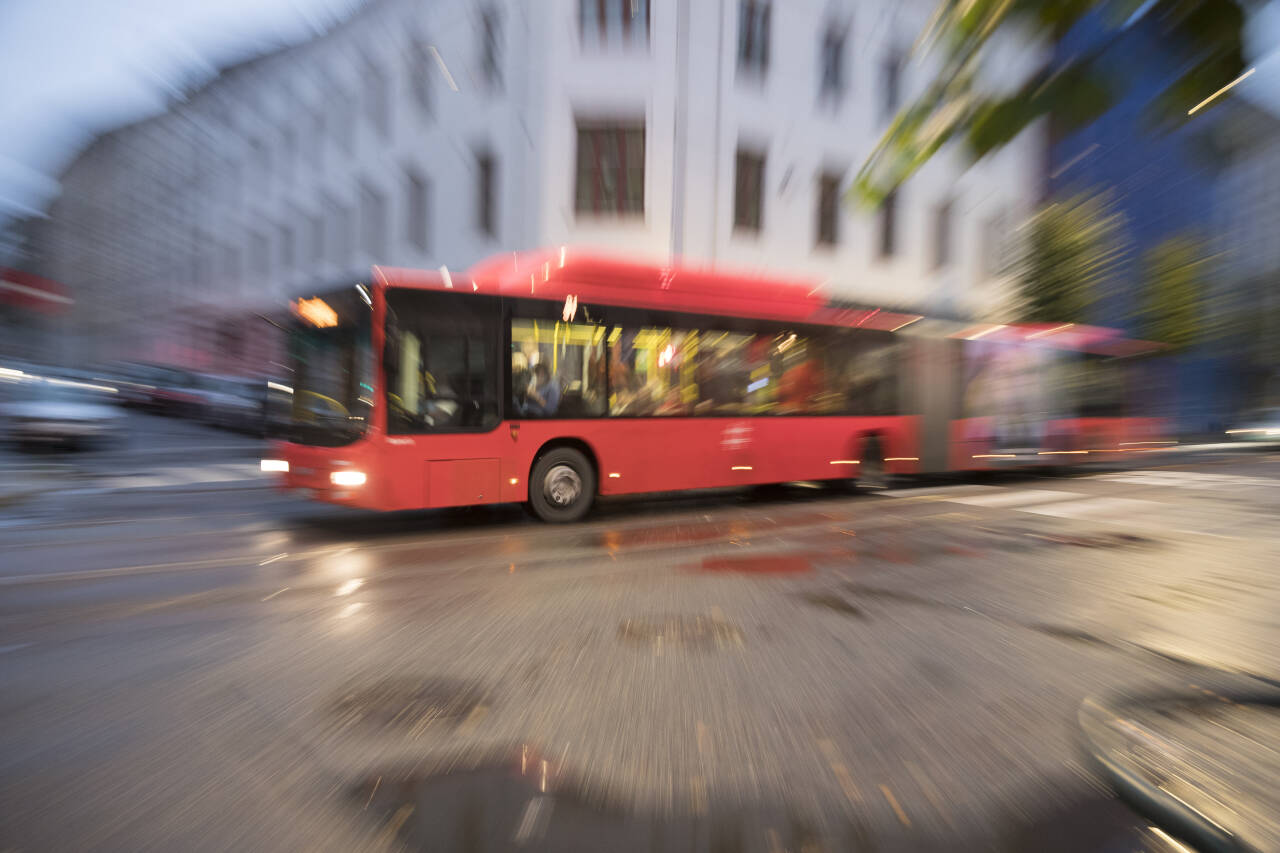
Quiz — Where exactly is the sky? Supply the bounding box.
[0,0,362,222]
[0,0,1278,229]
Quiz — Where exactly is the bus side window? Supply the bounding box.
[608,326,700,417]
[510,317,606,419]
[836,332,900,416]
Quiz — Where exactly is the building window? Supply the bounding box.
[575,120,645,215]
[279,224,295,270]
[309,110,324,167]
[334,86,356,153]
[816,172,841,247]
[933,199,954,269]
[881,50,904,121]
[580,0,650,48]
[249,138,270,178]
[222,244,240,280]
[408,37,432,116]
[280,128,297,183]
[476,151,497,237]
[250,232,270,275]
[406,168,430,251]
[364,57,390,138]
[878,190,898,258]
[480,7,501,89]
[360,182,387,259]
[308,213,324,264]
[734,147,765,232]
[819,24,847,100]
[737,0,770,76]
[329,198,353,267]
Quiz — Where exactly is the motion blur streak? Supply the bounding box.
[1,0,1279,850]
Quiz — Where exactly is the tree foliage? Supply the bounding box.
[853,0,1254,207]
[1014,192,1130,323]
[1136,235,1209,350]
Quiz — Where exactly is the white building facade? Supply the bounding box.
[36,0,1044,370]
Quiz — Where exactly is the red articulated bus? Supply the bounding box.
[264,250,1165,521]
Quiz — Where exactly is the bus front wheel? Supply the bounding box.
[529,447,596,523]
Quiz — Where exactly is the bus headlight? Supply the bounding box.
[330,470,367,487]
[261,459,289,472]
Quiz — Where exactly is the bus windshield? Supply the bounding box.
[286,286,374,447]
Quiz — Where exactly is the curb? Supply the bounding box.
[1079,669,1280,853]
[0,467,73,509]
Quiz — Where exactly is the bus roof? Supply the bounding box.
[376,249,924,332]
[373,250,1162,355]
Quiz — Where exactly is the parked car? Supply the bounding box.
[193,374,267,433]
[2,377,125,449]
[1227,408,1280,443]
[99,362,163,408]
[144,366,203,416]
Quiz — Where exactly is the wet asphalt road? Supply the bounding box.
[2,418,1280,851]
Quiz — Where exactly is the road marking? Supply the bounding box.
[904,761,950,823]
[691,776,708,815]
[0,554,259,585]
[880,784,911,827]
[260,587,290,601]
[0,544,354,586]
[258,553,288,565]
[455,704,489,736]
[1095,470,1278,489]
[1021,496,1159,519]
[882,485,999,499]
[375,804,414,847]
[951,489,1081,508]
[817,739,862,806]
[0,643,34,654]
[512,796,553,843]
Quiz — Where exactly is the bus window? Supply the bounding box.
[510,318,606,418]
[385,291,500,433]
[607,326,702,416]
[692,330,750,415]
[823,331,900,416]
[607,326,848,417]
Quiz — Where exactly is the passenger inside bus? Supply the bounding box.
[778,355,823,414]
[520,363,562,416]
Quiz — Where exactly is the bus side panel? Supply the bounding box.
[1046,416,1170,457]
[346,414,924,512]
[504,416,919,500]
[746,416,920,481]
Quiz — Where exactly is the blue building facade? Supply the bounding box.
[1048,11,1236,433]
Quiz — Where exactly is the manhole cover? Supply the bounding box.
[619,615,743,651]
[330,677,486,733]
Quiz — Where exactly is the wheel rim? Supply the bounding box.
[544,464,583,506]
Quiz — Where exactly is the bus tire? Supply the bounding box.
[858,435,888,491]
[529,447,596,523]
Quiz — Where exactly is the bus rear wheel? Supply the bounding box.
[529,447,596,523]
[858,436,888,491]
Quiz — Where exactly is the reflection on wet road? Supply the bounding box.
[2,451,1279,850]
